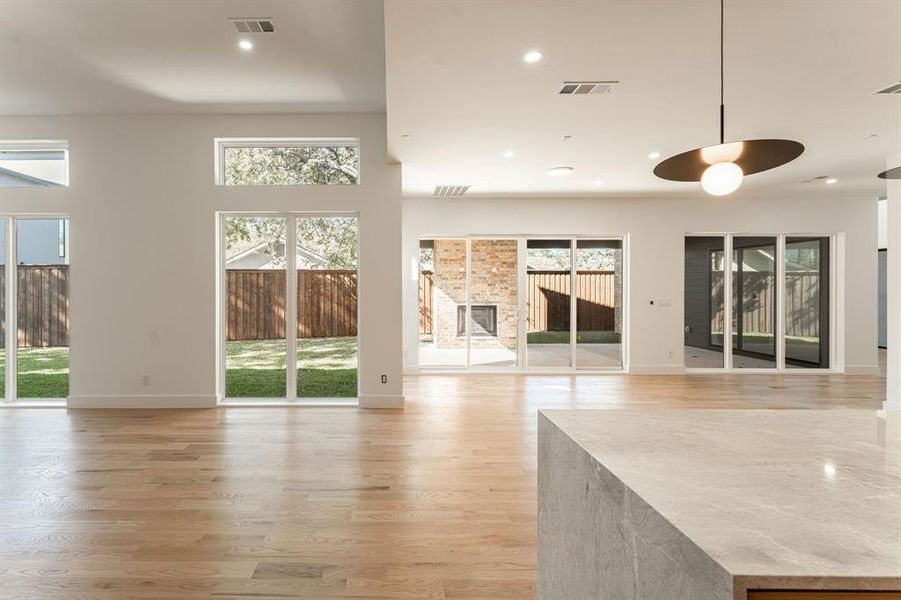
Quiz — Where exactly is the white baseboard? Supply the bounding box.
[629,365,686,375]
[403,365,419,376]
[359,394,404,409]
[843,365,882,376]
[67,395,217,409]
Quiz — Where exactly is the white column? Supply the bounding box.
[886,154,901,411]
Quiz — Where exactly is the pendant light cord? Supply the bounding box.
[719,0,725,144]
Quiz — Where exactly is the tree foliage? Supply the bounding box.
[226,217,358,270]
[224,145,359,186]
[223,145,359,269]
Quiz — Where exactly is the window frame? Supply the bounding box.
[0,140,70,188]
[214,137,361,186]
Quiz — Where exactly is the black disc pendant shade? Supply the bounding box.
[877,166,901,180]
[654,139,804,181]
[654,0,803,183]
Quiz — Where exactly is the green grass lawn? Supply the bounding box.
[226,337,358,398]
[527,330,621,344]
[0,347,70,399]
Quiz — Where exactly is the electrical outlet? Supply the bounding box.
[666,351,674,359]
[380,374,387,384]
[141,375,151,386]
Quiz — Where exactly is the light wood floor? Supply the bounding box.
[0,363,887,599]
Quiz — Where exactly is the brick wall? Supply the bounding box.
[432,239,518,350]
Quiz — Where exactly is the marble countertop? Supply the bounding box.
[540,409,901,582]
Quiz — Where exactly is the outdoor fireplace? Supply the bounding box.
[456,304,498,337]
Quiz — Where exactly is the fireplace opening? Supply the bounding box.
[457,305,498,337]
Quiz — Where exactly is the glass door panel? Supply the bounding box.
[527,240,571,367]
[224,217,287,398]
[296,216,359,397]
[16,218,70,398]
[732,237,777,368]
[419,239,467,368]
[576,240,622,368]
[684,236,726,368]
[469,239,518,368]
[785,237,829,368]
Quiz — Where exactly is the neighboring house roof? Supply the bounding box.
[225,240,329,269]
[0,166,62,187]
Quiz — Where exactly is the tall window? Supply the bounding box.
[216,139,360,186]
[0,141,69,187]
[220,214,359,402]
[0,216,70,402]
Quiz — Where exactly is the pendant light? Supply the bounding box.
[877,166,901,179]
[654,0,804,195]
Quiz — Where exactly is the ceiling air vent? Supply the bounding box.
[874,81,901,94]
[559,81,618,95]
[230,18,276,33]
[433,185,470,197]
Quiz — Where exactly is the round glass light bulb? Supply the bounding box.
[701,161,743,196]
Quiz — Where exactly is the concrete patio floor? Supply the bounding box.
[419,343,622,369]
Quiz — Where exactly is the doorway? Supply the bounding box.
[218,213,359,402]
[418,236,625,371]
[684,233,832,371]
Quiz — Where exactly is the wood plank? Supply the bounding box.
[0,365,888,599]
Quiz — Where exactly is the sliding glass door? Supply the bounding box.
[418,239,467,368]
[575,240,623,369]
[732,237,777,369]
[526,240,572,368]
[418,236,625,371]
[785,237,829,368]
[221,213,359,401]
[684,233,831,371]
[684,236,727,368]
[470,239,518,368]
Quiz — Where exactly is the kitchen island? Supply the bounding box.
[538,410,901,599]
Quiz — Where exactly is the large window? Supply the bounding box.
[220,213,359,402]
[216,139,359,186]
[684,234,831,371]
[0,141,69,187]
[418,236,625,371]
[0,216,70,402]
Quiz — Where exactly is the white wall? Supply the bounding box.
[0,113,403,408]
[403,194,879,374]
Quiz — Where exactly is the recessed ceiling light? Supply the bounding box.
[239,39,253,51]
[547,166,574,176]
[503,150,515,158]
[825,178,838,185]
[523,50,543,63]
[648,151,661,160]
[593,179,604,186]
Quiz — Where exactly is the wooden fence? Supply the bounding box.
[710,272,820,336]
[226,269,357,341]
[417,270,618,333]
[0,266,70,348]
[527,271,617,331]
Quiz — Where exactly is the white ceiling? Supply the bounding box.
[0,0,386,114]
[385,0,901,198]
